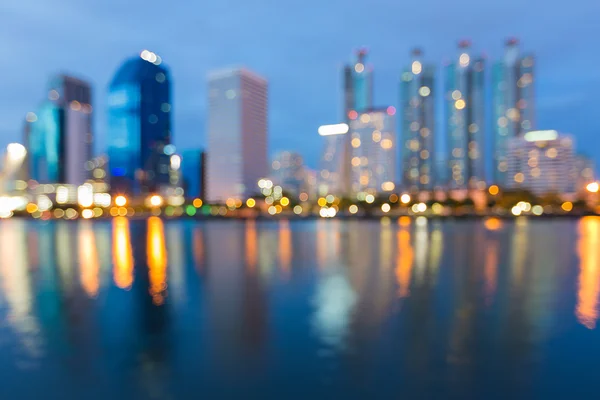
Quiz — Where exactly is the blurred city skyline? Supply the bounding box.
[1,0,599,168]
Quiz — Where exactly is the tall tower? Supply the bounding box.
[349,108,396,195]
[322,48,373,196]
[206,68,268,202]
[27,75,93,185]
[492,38,536,185]
[400,48,435,192]
[446,40,486,190]
[107,50,172,194]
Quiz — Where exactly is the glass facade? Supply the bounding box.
[107,54,172,194]
[492,39,536,186]
[446,41,486,190]
[400,49,436,192]
[26,75,92,185]
[28,102,64,183]
[349,109,396,195]
[320,49,374,196]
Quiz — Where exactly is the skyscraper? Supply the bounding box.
[492,38,536,185]
[27,75,93,185]
[446,40,486,191]
[107,50,172,194]
[319,49,373,196]
[400,48,435,192]
[349,108,396,195]
[206,68,268,202]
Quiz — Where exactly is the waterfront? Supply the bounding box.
[0,217,598,398]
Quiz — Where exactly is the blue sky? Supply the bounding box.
[1,0,599,169]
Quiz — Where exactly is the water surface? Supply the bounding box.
[0,217,598,398]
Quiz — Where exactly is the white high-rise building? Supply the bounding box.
[206,68,268,202]
[506,130,576,195]
[349,108,396,195]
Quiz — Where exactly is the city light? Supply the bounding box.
[381,203,391,213]
[246,198,256,208]
[488,185,499,196]
[82,209,94,219]
[349,205,358,214]
[115,195,127,207]
[587,182,599,193]
[524,130,559,142]
[400,194,411,204]
[193,198,203,208]
[365,194,375,204]
[149,195,163,207]
[318,123,349,136]
[293,205,303,215]
[562,201,573,212]
[77,184,94,208]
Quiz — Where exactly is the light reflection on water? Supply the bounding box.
[0,218,598,397]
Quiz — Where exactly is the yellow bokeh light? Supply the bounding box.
[115,195,127,207]
[149,195,163,207]
[400,194,411,204]
[82,209,94,219]
[586,182,599,193]
[351,138,361,148]
[380,139,393,150]
[317,197,327,207]
[349,205,358,214]
[280,197,290,207]
[193,198,203,208]
[455,99,466,110]
[488,185,499,196]
[562,202,573,212]
[246,198,256,208]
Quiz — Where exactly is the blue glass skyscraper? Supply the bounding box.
[26,75,93,185]
[492,39,536,186]
[107,50,172,194]
[446,40,486,190]
[400,48,436,192]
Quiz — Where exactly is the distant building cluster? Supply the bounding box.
[6,39,596,209]
[318,39,593,199]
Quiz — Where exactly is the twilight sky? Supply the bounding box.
[1,0,599,170]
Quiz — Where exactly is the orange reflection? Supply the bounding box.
[484,217,503,231]
[246,219,257,272]
[193,227,204,273]
[395,227,414,298]
[113,217,134,289]
[79,223,99,297]
[398,216,411,227]
[147,217,168,305]
[483,239,498,305]
[279,220,292,277]
[576,217,600,329]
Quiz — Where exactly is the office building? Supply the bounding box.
[27,75,93,185]
[446,40,486,190]
[400,48,436,192]
[271,151,309,196]
[492,38,536,185]
[322,49,374,196]
[107,50,172,194]
[206,68,268,202]
[348,108,396,195]
[506,130,575,195]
